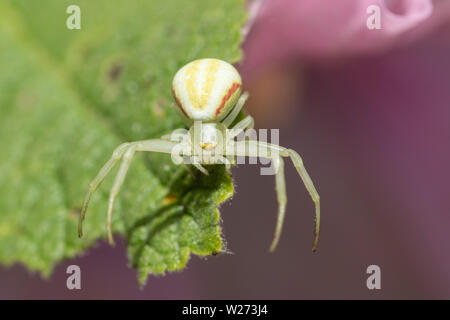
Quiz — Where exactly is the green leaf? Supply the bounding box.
[0,0,246,285]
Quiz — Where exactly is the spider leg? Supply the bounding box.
[229,115,255,139]
[191,156,209,175]
[269,155,287,252]
[221,92,249,127]
[78,142,131,238]
[182,163,195,177]
[79,139,177,243]
[106,145,137,245]
[161,134,178,141]
[233,140,320,251]
[107,139,179,244]
[285,149,320,252]
[161,131,194,176]
[161,128,188,142]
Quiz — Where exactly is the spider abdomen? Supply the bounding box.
[172,58,242,122]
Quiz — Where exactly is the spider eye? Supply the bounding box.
[172,58,242,122]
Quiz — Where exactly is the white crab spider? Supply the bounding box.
[78,58,320,252]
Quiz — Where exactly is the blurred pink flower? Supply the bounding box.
[227,0,450,298]
[243,0,450,73]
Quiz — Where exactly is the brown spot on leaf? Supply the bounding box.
[108,63,123,81]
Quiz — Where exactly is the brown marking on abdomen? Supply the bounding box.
[215,82,241,116]
[172,86,190,119]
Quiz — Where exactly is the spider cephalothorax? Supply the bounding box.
[78,58,320,252]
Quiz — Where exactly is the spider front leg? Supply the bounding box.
[78,139,177,244]
[105,144,137,244]
[221,92,249,127]
[285,148,320,251]
[231,115,254,132]
[270,155,287,252]
[78,142,131,238]
[233,140,320,251]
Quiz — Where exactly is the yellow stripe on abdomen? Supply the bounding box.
[199,59,220,108]
[185,59,220,111]
[185,60,201,110]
